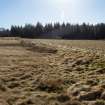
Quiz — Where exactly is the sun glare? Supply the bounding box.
[55,0,70,5]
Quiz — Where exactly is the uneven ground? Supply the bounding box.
[0,38,105,105]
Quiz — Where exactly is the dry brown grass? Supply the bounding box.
[0,38,105,105]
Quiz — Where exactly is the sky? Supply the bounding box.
[0,0,105,28]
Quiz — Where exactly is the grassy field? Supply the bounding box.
[0,37,105,105]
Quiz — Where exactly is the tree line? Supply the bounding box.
[0,22,105,39]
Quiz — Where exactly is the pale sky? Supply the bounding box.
[0,0,105,28]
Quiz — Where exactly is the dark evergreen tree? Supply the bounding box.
[7,22,105,39]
